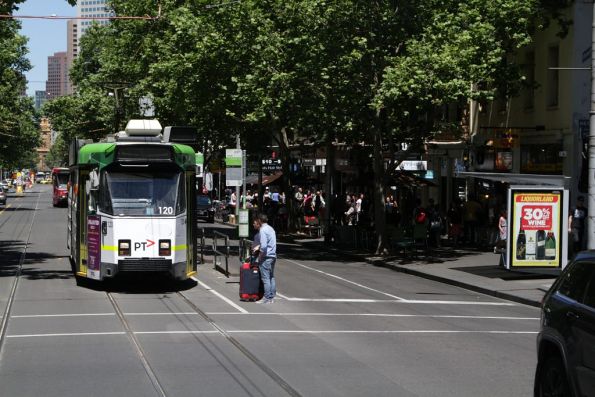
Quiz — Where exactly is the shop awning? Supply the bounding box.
[456,171,571,188]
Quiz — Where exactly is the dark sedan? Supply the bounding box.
[0,187,6,206]
[196,195,215,223]
[535,251,595,397]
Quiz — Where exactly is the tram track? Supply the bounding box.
[176,290,303,397]
[106,292,168,397]
[105,286,302,397]
[0,191,42,358]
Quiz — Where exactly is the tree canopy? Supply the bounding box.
[35,0,570,250]
[0,0,40,170]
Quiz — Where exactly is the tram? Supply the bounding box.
[51,167,69,207]
[67,120,198,281]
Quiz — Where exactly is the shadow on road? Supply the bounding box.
[79,274,198,294]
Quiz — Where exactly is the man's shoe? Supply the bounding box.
[256,299,271,304]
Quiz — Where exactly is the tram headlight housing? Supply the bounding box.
[159,240,171,256]
[118,240,131,256]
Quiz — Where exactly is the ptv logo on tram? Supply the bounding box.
[134,239,155,251]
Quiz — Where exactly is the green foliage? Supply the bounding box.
[0,1,39,169]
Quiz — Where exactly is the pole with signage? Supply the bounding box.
[506,186,569,270]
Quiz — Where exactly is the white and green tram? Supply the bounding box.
[67,120,198,281]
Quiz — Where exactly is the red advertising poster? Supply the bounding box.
[87,215,101,280]
[511,192,561,268]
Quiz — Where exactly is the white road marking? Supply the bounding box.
[191,276,248,314]
[281,259,519,306]
[134,330,220,335]
[272,297,515,306]
[124,312,197,316]
[6,312,540,321]
[6,329,538,338]
[7,331,126,338]
[400,300,516,306]
[206,312,539,320]
[225,330,538,335]
[283,258,406,301]
[11,313,115,318]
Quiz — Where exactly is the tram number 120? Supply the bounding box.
[159,207,174,215]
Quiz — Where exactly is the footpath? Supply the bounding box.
[284,236,555,308]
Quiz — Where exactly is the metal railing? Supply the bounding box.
[212,230,230,277]
[197,227,205,265]
[239,238,253,263]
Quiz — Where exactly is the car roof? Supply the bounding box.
[571,251,595,262]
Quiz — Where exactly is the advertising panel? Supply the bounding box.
[510,190,562,268]
[87,215,101,280]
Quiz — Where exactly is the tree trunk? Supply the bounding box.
[324,137,335,242]
[373,117,388,255]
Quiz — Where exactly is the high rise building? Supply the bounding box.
[77,0,111,50]
[45,51,68,100]
[66,19,78,95]
[34,90,48,110]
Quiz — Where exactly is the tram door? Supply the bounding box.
[186,170,197,276]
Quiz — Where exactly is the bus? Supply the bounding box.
[51,167,70,207]
[67,120,198,281]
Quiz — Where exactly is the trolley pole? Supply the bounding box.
[589,3,595,249]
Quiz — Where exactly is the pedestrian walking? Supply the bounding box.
[494,208,508,251]
[447,202,462,247]
[569,196,588,256]
[252,213,277,304]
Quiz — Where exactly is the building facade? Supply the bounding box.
[34,90,47,110]
[66,20,78,95]
[470,3,591,200]
[77,0,111,47]
[45,51,69,100]
[36,118,52,172]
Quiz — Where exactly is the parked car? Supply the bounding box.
[196,195,215,223]
[534,251,595,397]
[0,187,6,206]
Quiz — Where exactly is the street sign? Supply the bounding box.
[226,149,243,186]
[262,158,282,172]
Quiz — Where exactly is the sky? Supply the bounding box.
[15,0,76,97]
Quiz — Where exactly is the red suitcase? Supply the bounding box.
[239,258,264,301]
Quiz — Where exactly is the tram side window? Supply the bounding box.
[175,175,185,215]
[98,172,113,214]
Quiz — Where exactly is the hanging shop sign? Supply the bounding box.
[508,187,568,269]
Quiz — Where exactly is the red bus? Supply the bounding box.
[52,167,69,207]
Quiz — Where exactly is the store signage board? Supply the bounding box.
[398,160,427,171]
[506,186,569,270]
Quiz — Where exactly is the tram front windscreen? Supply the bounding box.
[99,171,185,216]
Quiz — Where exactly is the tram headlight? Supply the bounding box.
[159,240,171,256]
[118,240,131,256]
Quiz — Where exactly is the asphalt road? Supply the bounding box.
[0,185,540,397]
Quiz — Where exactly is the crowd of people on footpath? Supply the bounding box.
[399,195,509,251]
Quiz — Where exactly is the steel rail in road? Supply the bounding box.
[106,292,168,397]
[176,290,303,397]
[0,191,41,358]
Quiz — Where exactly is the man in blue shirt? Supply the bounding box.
[252,213,277,303]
